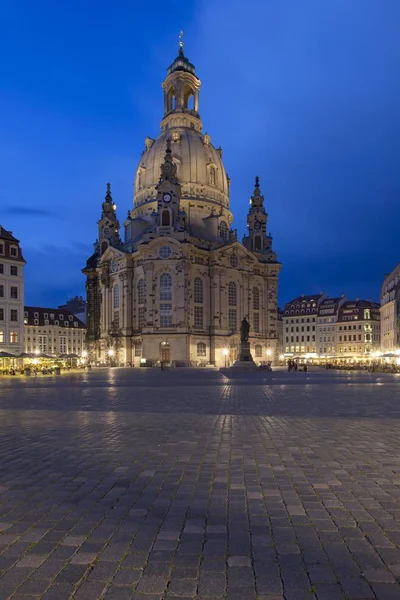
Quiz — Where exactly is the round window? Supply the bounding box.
[159,246,172,259]
[230,253,238,268]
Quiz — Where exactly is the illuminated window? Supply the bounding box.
[0,330,4,343]
[10,331,18,344]
[197,342,206,357]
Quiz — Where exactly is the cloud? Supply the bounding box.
[2,205,58,218]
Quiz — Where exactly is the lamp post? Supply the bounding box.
[223,348,229,368]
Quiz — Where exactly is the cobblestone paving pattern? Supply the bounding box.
[0,368,400,600]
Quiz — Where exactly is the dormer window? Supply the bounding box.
[10,246,17,257]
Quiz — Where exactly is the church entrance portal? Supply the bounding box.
[160,342,171,363]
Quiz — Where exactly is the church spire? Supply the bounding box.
[179,30,184,57]
[250,175,264,209]
[159,138,178,184]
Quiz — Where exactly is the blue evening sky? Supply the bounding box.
[1,0,399,307]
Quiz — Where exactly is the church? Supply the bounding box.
[83,40,281,368]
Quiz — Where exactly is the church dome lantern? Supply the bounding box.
[132,34,232,228]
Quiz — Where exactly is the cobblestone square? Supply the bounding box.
[0,368,400,599]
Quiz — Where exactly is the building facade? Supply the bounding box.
[0,225,25,356]
[24,307,86,357]
[283,294,325,359]
[380,263,400,354]
[316,296,347,359]
[336,300,380,359]
[83,43,281,367]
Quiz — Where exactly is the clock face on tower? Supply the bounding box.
[254,220,262,230]
[163,193,172,203]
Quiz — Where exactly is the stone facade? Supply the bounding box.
[283,294,326,359]
[380,263,400,354]
[83,43,281,368]
[24,307,86,357]
[336,300,380,358]
[0,225,25,356]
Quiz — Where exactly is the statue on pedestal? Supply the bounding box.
[240,317,250,342]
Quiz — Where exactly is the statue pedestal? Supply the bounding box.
[221,341,258,371]
[238,341,253,362]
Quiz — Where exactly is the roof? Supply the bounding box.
[24,306,86,329]
[0,225,25,263]
[0,225,19,242]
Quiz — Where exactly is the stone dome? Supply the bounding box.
[134,128,230,210]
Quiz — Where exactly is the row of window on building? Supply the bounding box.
[112,276,264,332]
[0,308,19,322]
[0,284,19,299]
[0,264,19,276]
[0,331,19,344]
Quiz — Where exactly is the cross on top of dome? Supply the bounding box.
[166,32,198,78]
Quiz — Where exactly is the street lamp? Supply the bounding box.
[222,347,229,368]
[81,350,88,359]
[107,349,114,357]
[266,348,272,357]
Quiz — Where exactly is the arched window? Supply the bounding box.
[253,287,260,310]
[160,273,172,301]
[197,342,206,357]
[138,170,143,190]
[113,285,120,309]
[220,220,228,240]
[209,166,216,186]
[254,236,262,251]
[101,241,108,255]
[162,210,171,226]
[194,277,203,304]
[255,344,262,357]
[137,279,145,305]
[228,282,237,306]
